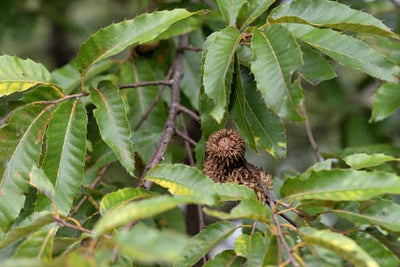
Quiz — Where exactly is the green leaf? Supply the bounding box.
[204,199,271,223]
[234,233,266,267]
[90,81,135,176]
[286,24,400,82]
[175,221,238,267]
[13,228,55,260]
[76,9,193,74]
[93,195,194,237]
[269,0,395,37]
[204,250,245,267]
[237,0,275,30]
[117,223,190,264]
[264,236,279,265]
[371,83,400,122]
[298,45,336,85]
[0,55,52,98]
[0,211,54,249]
[238,68,287,158]
[251,25,304,121]
[214,183,257,202]
[29,166,55,201]
[99,188,157,216]
[203,26,241,123]
[352,232,400,267]
[145,164,218,205]
[0,105,52,232]
[216,0,246,25]
[40,100,87,215]
[332,199,400,233]
[299,227,379,267]
[344,153,399,170]
[281,169,400,201]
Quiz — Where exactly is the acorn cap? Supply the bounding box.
[205,129,245,166]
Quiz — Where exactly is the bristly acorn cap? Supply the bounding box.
[205,129,245,165]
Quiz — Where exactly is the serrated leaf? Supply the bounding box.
[93,195,194,237]
[235,233,266,267]
[332,199,400,233]
[281,169,400,201]
[286,24,400,82]
[117,223,190,264]
[0,105,52,231]
[40,100,87,216]
[90,81,135,176]
[145,164,219,205]
[237,0,275,30]
[76,9,193,74]
[269,0,395,37]
[0,55,52,97]
[174,221,238,267]
[299,227,379,267]
[29,166,55,201]
[298,45,336,85]
[0,211,54,249]
[204,199,270,223]
[217,0,246,26]
[352,232,400,267]
[204,250,245,267]
[203,26,241,123]
[214,183,257,201]
[251,25,304,121]
[99,188,157,215]
[344,153,399,170]
[371,83,400,122]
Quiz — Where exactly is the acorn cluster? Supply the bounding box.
[203,129,272,202]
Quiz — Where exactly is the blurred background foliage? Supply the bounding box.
[1,0,400,176]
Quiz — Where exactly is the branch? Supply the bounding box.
[179,115,195,165]
[141,35,189,188]
[53,215,93,234]
[175,103,201,123]
[175,129,197,147]
[38,92,89,105]
[119,80,173,90]
[300,104,323,162]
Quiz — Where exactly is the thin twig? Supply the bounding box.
[175,129,197,147]
[178,45,202,52]
[38,92,89,105]
[300,104,323,162]
[141,35,189,188]
[179,115,195,165]
[53,215,93,234]
[119,80,173,90]
[175,103,201,123]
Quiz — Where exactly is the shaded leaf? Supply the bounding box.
[298,45,336,85]
[204,199,270,223]
[145,164,218,205]
[235,232,266,267]
[214,183,257,202]
[204,250,245,267]
[332,199,400,233]
[0,55,52,98]
[99,188,157,215]
[299,227,379,267]
[94,195,195,237]
[264,236,279,265]
[281,169,400,201]
[237,0,275,30]
[41,100,87,215]
[0,212,54,249]
[90,81,135,176]
[13,228,55,260]
[29,166,55,201]
[77,9,193,74]
[344,153,399,169]
[117,223,190,264]
[251,25,304,121]
[286,24,400,82]
[0,105,52,231]
[216,0,246,26]
[371,83,400,122]
[269,0,395,37]
[174,221,238,267]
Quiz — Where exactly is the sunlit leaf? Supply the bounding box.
[235,232,266,267]
[216,0,246,26]
[237,0,276,29]
[203,26,241,123]
[371,83,400,122]
[175,221,238,267]
[204,250,245,267]
[29,166,55,201]
[214,183,257,202]
[90,81,135,176]
[299,227,379,267]
[269,0,395,37]
[344,153,399,170]
[117,223,190,264]
[281,169,400,201]
[0,56,52,98]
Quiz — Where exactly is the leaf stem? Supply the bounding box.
[300,104,323,162]
[53,215,93,234]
